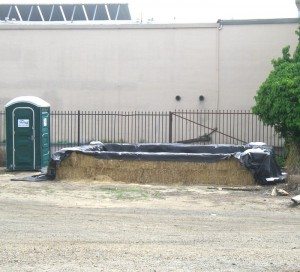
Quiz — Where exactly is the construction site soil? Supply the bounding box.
[0,171,299,272]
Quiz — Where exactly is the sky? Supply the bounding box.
[0,0,298,23]
[129,0,298,23]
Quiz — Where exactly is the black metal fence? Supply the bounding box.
[0,110,284,156]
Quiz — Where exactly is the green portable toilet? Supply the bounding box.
[5,96,50,171]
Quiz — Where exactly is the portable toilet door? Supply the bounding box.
[5,96,50,171]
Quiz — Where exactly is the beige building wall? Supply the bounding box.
[218,22,298,109]
[0,20,298,111]
[0,24,218,111]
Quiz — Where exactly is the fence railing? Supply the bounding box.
[0,110,284,155]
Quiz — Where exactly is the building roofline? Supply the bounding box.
[0,17,298,30]
[0,22,219,30]
[218,18,299,25]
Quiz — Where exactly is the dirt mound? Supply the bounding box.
[56,152,255,186]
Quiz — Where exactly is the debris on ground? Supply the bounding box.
[11,174,49,182]
[271,187,289,196]
[291,195,300,205]
[207,186,262,192]
[271,187,277,196]
[277,188,289,196]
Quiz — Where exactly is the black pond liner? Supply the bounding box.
[11,173,50,182]
[42,142,285,185]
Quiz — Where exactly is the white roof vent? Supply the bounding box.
[5,96,50,107]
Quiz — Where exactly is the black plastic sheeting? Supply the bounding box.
[46,142,285,185]
[235,146,284,184]
[11,174,50,182]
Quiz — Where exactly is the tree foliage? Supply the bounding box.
[252,27,300,143]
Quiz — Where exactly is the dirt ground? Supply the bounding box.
[0,171,299,272]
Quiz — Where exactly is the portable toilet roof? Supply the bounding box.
[5,96,50,108]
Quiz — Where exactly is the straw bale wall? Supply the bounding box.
[56,152,256,186]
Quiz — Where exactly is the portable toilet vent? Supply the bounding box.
[5,96,50,171]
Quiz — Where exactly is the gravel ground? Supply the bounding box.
[0,171,299,272]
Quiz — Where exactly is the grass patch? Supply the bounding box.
[100,186,164,200]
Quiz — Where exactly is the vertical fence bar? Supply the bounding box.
[169,111,173,143]
[77,110,81,146]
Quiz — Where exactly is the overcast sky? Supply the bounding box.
[0,0,298,23]
[129,0,298,23]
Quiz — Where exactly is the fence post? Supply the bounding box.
[169,111,173,143]
[77,110,81,146]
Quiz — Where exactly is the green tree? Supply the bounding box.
[253,27,300,174]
